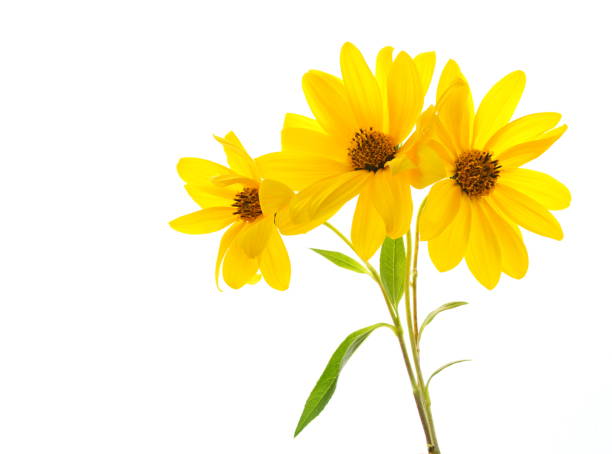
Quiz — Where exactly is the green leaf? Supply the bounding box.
[310,248,367,274]
[294,323,392,437]
[418,301,468,341]
[379,237,406,305]
[426,359,471,389]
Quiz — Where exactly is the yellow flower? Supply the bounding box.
[170,132,292,291]
[417,61,570,289]
[257,42,436,259]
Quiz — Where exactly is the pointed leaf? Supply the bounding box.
[379,237,406,305]
[311,248,368,274]
[418,301,468,341]
[426,360,471,389]
[294,323,392,437]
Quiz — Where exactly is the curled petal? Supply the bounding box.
[213,132,259,180]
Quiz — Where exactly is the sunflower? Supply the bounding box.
[256,42,435,259]
[170,132,292,290]
[416,60,570,289]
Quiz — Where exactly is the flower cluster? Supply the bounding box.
[171,43,569,290]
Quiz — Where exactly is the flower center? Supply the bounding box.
[451,151,501,197]
[348,127,396,172]
[232,187,263,222]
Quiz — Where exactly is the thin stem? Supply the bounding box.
[404,231,436,453]
[406,200,441,454]
[411,226,420,336]
[323,222,355,255]
[411,198,427,340]
[405,228,413,331]
[323,221,435,451]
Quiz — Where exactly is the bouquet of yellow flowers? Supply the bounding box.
[170,43,569,453]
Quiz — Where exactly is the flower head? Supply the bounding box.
[257,43,435,259]
[417,61,570,289]
[170,132,292,290]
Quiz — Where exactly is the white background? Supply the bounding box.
[1,0,610,453]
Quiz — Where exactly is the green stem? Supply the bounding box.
[411,225,420,336]
[323,222,436,452]
[405,201,441,454]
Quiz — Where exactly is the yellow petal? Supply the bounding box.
[376,46,394,132]
[436,59,466,103]
[499,168,570,210]
[368,171,394,230]
[388,153,417,175]
[419,179,461,240]
[283,113,325,132]
[481,201,528,279]
[485,112,562,155]
[427,193,471,271]
[239,216,275,258]
[425,139,456,172]
[311,171,371,222]
[255,152,350,191]
[340,42,383,131]
[290,171,369,225]
[215,222,244,290]
[185,184,235,208]
[408,153,448,189]
[169,207,235,234]
[436,80,473,154]
[490,183,563,240]
[375,46,394,89]
[496,125,567,168]
[177,158,232,184]
[213,132,259,180]
[414,51,436,96]
[401,103,457,173]
[222,239,259,289]
[405,105,436,148]
[275,205,324,236]
[280,123,346,161]
[351,189,386,260]
[211,174,258,187]
[302,70,356,139]
[473,71,526,149]
[259,179,294,216]
[387,51,422,143]
[247,273,262,285]
[375,171,413,238]
[465,200,501,289]
[260,229,291,291]
[405,140,449,189]
[387,172,413,238]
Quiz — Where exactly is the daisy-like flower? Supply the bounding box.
[417,61,570,289]
[257,42,435,259]
[170,132,292,290]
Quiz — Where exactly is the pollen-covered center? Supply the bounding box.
[348,127,396,172]
[451,151,501,197]
[232,187,263,222]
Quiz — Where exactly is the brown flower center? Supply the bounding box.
[451,151,501,197]
[348,127,396,172]
[232,187,263,222]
